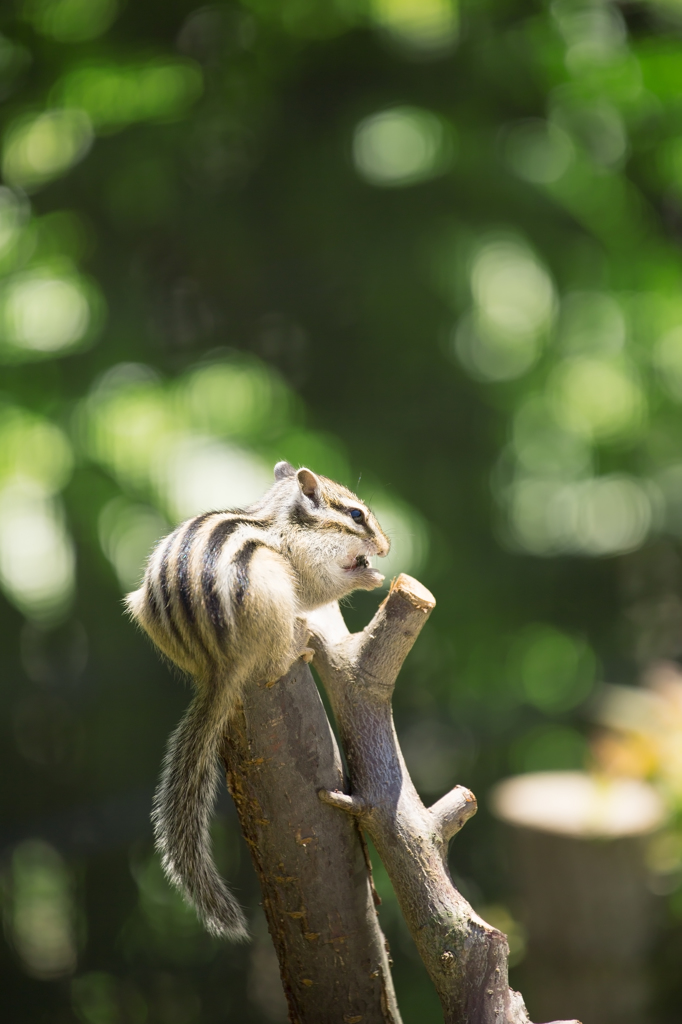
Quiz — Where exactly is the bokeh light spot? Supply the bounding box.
[471,240,555,338]
[98,499,169,591]
[353,106,455,187]
[2,109,93,190]
[80,364,171,493]
[509,624,596,712]
[0,271,93,357]
[158,438,272,523]
[370,0,459,53]
[22,0,119,42]
[454,311,542,382]
[0,481,75,622]
[177,359,291,438]
[492,772,665,838]
[454,238,555,381]
[8,840,77,980]
[369,495,429,582]
[0,405,73,492]
[550,355,645,441]
[509,474,652,557]
[552,2,627,73]
[568,477,653,555]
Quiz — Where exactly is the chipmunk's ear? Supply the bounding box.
[296,468,321,502]
[274,460,296,481]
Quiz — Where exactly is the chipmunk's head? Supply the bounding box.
[273,460,390,600]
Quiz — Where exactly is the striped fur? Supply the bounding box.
[126,462,389,940]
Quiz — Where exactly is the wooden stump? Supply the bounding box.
[491,772,666,1024]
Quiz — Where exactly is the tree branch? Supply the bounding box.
[318,789,368,817]
[308,574,580,1024]
[221,658,401,1024]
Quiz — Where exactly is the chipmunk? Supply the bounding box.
[126,461,390,940]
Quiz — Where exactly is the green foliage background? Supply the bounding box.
[2,0,682,1021]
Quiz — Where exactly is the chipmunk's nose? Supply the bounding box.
[375,536,390,557]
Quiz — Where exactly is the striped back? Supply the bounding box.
[127,511,276,677]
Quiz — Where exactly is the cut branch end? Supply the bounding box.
[430,785,478,842]
[387,574,436,613]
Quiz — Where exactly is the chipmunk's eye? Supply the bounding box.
[349,508,364,522]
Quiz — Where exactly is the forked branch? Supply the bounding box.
[308,574,580,1024]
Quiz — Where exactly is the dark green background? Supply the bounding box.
[2,1,682,1021]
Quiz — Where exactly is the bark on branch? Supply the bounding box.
[220,658,400,1024]
[308,574,580,1024]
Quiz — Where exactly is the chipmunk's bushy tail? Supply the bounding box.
[152,685,248,941]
